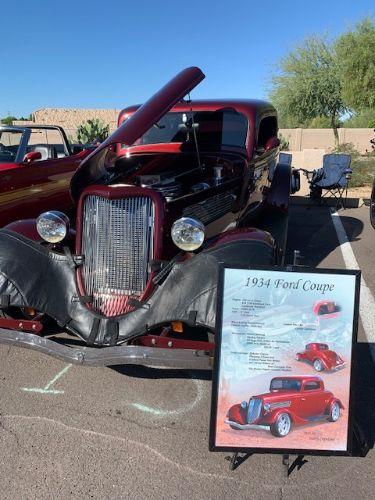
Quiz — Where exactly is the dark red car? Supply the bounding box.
[0,125,91,227]
[0,67,298,369]
[296,343,345,372]
[313,300,341,319]
[226,376,343,437]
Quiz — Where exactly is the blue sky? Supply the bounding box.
[1,0,373,117]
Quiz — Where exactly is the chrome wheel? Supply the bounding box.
[329,402,340,422]
[274,413,291,437]
[313,359,324,371]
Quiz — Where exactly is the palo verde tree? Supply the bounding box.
[335,18,375,113]
[270,36,346,145]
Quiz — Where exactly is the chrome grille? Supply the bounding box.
[81,195,154,317]
[247,398,262,423]
[183,191,236,225]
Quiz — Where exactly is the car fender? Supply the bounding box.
[227,404,247,425]
[326,398,345,413]
[4,219,42,242]
[4,219,76,245]
[314,356,330,370]
[204,227,275,251]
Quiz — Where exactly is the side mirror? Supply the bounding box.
[23,151,42,163]
[265,137,280,152]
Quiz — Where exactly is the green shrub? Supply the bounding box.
[76,118,109,144]
[278,133,289,151]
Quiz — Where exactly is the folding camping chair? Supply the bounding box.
[302,154,352,209]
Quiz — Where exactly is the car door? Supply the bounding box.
[0,155,81,227]
[299,381,327,418]
[245,115,279,215]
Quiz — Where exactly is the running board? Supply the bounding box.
[0,328,212,369]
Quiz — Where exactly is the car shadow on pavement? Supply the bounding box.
[286,205,364,267]
[352,342,375,455]
[110,364,212,380]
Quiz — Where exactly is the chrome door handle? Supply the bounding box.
[301,397,306,401]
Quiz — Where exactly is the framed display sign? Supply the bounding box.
[210,265,360,456]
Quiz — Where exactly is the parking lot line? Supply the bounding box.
[331,209,375,343]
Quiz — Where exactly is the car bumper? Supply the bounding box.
[225,419,267,430]
[331,362,346,371]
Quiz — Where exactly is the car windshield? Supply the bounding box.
[131,110,248,149]
[270,379,301,391]
[0,130,23,163]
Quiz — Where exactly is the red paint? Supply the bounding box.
[226,376,344,435]
[0,147,91,228]
[0,317,43,333]
[206,227,274,249]
[313,300,341,319]
[4,219,42,242]
[296,343,345,371]
[136,335,214,352]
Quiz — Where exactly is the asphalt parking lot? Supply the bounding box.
[1,202,375,499]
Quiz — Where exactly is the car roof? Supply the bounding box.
[271,376,323,383]
[118,99,276,126]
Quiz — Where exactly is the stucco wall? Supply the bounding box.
[13,108,120,140]
[280,128,374,154]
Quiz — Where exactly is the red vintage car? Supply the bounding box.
[296,343,345,372]
[226,376,343,437]
[313,300,341,319]
[0,124,92,227]
[0,66,299,369]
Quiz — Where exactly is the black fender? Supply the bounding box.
[0,230,275,346]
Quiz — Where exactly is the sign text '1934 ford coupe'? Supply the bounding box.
[0,66,299,369]
[226,376,344,437]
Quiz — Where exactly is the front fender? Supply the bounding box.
[5,219,41,242]
[204,227,275,251]
[328,398,345,412]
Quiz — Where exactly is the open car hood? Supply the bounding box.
[70,66,205,201]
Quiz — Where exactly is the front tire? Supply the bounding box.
[313,359,324,372]
[328,402,340,422]
[270,413,291,437]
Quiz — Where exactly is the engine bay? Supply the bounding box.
[111,151,246,201]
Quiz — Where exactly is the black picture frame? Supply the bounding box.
[209,264,361,456]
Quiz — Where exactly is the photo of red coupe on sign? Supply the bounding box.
[210,267,359,454]
[295,343,345,372]
[225,376,343,437]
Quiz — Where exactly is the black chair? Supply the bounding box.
[303,154,352,209]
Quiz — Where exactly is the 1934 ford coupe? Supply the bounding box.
[226,376,343,437]
[296,343,345,372]
[0,67,298,369]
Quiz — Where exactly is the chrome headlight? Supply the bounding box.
[240,400,248,409]
[171,217,205,251]
[263,403,271,412]
[36,211,70,243]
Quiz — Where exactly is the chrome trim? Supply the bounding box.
[81,195,155,316]
[0,328,212,369]
[247,397,262,423]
